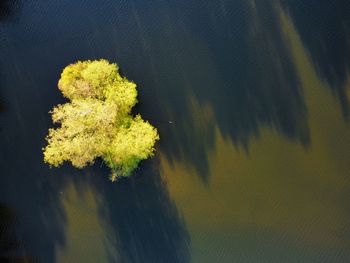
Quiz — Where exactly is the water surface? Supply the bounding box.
[1,0,350,262]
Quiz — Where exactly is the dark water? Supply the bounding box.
[1,0,350,262]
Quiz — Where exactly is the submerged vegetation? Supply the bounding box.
[43,59,159,181]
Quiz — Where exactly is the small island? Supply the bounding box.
[43,59,159,181]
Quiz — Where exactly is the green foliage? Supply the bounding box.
[43,59,159,181]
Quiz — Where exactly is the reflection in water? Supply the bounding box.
[281,0,350,117]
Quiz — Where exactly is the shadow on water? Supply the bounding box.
[121,0,310,181]
[0,156,74,263]
[0,0,192,258]
[280,0,350,117]
[0,0,314,181]
[0,203,36,262]
[0,0,21,22]
[88,161,191,263]
[139,0,350,181]
[0,0,350,261]
[0,147,190,263]
[0,0,19,126]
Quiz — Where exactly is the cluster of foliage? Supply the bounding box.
[43,60,159,181]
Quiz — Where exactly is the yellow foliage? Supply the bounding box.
[43,59,159,181]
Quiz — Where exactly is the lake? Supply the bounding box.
[1,0,350,262]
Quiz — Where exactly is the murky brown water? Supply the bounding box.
[1,1,350,262]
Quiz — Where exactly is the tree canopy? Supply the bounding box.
[43,59,159,181]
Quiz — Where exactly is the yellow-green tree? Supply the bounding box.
[43,59,159,181]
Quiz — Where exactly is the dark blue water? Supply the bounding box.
[1,0,350,262]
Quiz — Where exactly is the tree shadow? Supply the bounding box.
[1,129,190,263]
[0,44,190,263]
[88,161,191,263]
[0,0,19,129]
[0,0,311,184]
[117,0,309,182]
[0,154,74,263]
[0,203,37,262]
[0,0,348,261]
[280,0,350,117]
[0,0,21,22]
